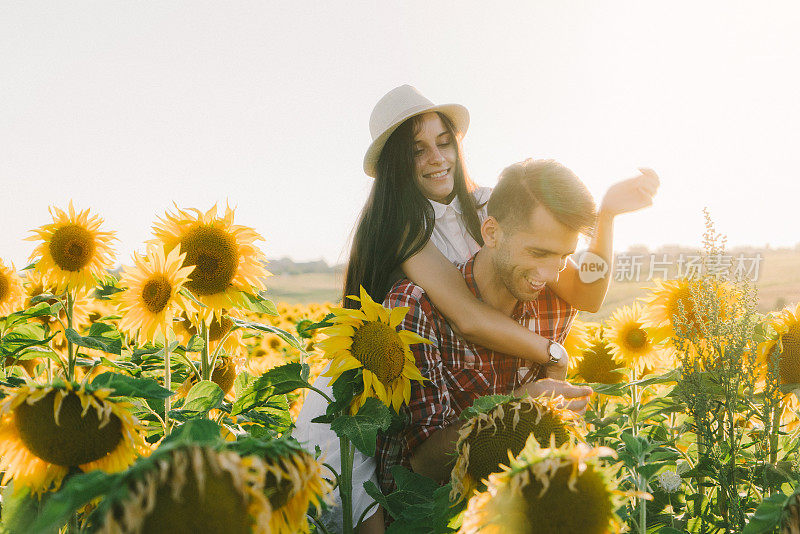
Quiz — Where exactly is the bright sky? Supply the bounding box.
[2,2,799,269]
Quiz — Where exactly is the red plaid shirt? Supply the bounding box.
[375,253,577,494]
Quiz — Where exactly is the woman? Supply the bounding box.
[295,85,658,533]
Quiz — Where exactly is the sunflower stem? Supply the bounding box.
[339,435,355,534]
[768,402,781,493]
[164,330,172,435]
[631,381,647,534]
[208,327,233,378]
[66,291,75,382]
[200,320,211,381]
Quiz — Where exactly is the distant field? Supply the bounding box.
[265,250,800,321]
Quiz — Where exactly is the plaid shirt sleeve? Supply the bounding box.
[384,287,458,457]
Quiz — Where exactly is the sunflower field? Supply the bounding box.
[0,204,798,533]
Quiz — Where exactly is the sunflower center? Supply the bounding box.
[624,327,648,351]
[180,227,239,296]
[576,343,625,385]
[211,357,237,394]
[466,406,569,487]
[48,224,96,272]
[350,321,405,384]
[519,463,614,534]
[778,323,800,385]
[139,452,251,534]
[141,275,173,314]
[0,273,9,303]
[265,470,296,509]
[14,390,122,466]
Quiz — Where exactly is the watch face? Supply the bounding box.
[549,341,565,363]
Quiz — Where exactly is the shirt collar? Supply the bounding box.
[429,194,463,219]
[459,253,539,319]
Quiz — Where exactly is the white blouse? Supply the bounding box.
[292,186,492,530]
[428,186,491,263]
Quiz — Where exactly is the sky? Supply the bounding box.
[2,1,799,269]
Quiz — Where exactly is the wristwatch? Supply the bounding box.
[547,339,568,365]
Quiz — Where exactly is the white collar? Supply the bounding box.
[429,195,462,219]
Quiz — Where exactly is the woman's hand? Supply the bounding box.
[599,167,660,218]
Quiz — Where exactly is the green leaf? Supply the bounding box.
[90,372,173,399]
[4,302,58,328]
[620,431,643,459]
[231,363,311,416]
[179,287,206,309]
[460,394,515,420]
[234,370,256,398]
[375,467,461,533]
[330,397,392,456]
[240,395,293,434]
[30,471,118,533]
[240,291,279,316]
[298,313,335,334]
[181,381,225,413]
[325,368,361,416]
[64,325,122,355]
[94,280,124,300]
[229,317,303,350]
[742,492,791,534]
[164,418,222,446]
[186,335,204,352]
[0,482,56,534]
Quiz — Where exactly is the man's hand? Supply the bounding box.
[515,378,593,414]
[599,167,660,218]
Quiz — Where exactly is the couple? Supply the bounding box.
[294,85,659,533]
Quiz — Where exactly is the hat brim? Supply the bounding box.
[363,103,469,178]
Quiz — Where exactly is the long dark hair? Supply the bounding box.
[343,112,484,308]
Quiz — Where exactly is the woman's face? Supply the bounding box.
[412,112,457,203]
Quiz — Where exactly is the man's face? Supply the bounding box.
[490,206,579,302]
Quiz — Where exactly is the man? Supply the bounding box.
[376,158,599,492]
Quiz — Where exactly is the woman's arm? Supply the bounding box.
[549,168,660,312]
[401,241,556,371]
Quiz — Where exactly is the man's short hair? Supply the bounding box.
[487,159,597,236]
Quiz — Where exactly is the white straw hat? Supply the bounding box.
[363,85,469,178]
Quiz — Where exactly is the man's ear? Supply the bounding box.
[481,216,502,248]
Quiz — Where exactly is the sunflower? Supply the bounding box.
[317,287,429,412]
[561,319,593,360]
[570,334,627,385]
[150,204,269,319]
[641,277,740,347]
[117,245,195,346]
[758,302,800,389]
[27,201,116,294]
[0,259,25,317]
[251,441,334,534]
[605,302,667,375]
[459,439,623,534]
[450,396,579,502]
[0,382,145,493]
[97,445,272,534]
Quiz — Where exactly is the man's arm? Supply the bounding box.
[408,379,594,484]
[549,168,660,312]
